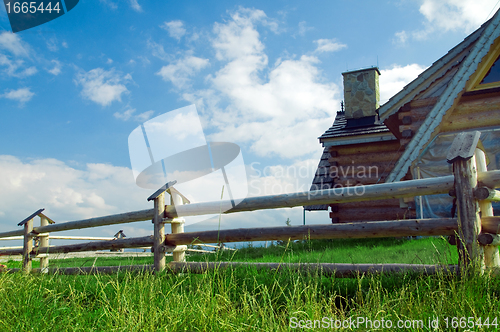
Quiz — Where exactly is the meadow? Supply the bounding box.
[1,237,499,331]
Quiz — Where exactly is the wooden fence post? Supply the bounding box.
[475,148,500,272]
[18,209,45,274]
[22,218,33,273]
[169,187,187,262]
[447,131,483,272]
[148,181,177,273]
[39,215,50,273]
[153,191,166,272]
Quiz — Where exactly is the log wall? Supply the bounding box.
[327,140,415,223]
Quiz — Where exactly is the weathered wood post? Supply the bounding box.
[475,149,500,272]
[447,131,483,272]
[148,183,170,272]
[168,187,188,262]
[18,209,45,274]
[39,215,49,273]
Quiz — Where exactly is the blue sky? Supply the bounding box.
[1,0,499,243]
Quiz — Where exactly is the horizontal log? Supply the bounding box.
[0,171,498,239]
[0,208,155,239]
[453,94,500,116]
[5,265,156,275]
[0,236,23,241]
[328,141,400,155]
[399,122,423,134]
[168,262,459,277]
[475,187,500,202]
[478,170,500,190]
[396,107,434,122]
[330,199,401,209]
[410,97,439,108]
[328,151,402,165]
[441,110,500,133]
[481,216,500,235]
[49,236,117,241]
[0,248,22,256]
[31,236,163,255]
[478,233,500,246]
[335,177,386,187]
[330,208,416,222]
[166,218,458,246]
[166,175,457,218]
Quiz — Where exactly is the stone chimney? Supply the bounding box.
[342,67,380,126]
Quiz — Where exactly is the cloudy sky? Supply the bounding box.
[1,0,499,245]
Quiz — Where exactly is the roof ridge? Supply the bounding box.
[386,8,500,182]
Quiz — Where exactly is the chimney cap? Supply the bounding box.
[342,66,381,76]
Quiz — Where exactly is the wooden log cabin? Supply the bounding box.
[306,8,500,223]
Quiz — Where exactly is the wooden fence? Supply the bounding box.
[1,131,500,276]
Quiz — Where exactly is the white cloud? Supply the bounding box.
[393,31,408,45]
[379,64,428,103]
[189,8,339,159]
[147,39,170,61]
[75,68,130,107]
[48,60,62,75]
[0,31,29,57]
[134,110,154,122]
[114,108,154,122]
[1,87,34,104]
[99,0,117,10]
[0,156,153,235]
[298,21,313,36]
[395,0,500,43]
[313,39,347,53]
[0,54,37,78]
[129,0,142,12]
[160,20,186,40]
[157,55,209,89]
[46,37,59,52]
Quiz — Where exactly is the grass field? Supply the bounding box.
[1,237,499,331]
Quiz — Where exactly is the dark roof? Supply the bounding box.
[318,112,390,142]
[304,147,333,211]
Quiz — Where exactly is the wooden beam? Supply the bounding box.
[168,262,459,277]
[329,209,416,222]
[0,208,156,239]
[328,151,402,165]
[31,236,161,255]
[0,171,498,240]
[474,187,500,202]
[441,110,500,133]
[328,140,400,155]
[482,217,500,235]
[39,215,49,273]
[153,192,166,272]
[475,149,500,270]
[478,170,500,189]
[166,218,458,246]
[453,94,500,116]
[447,132,483,270]
[22,218,33,273]
[478,233,500,246]
[165,175,457,218]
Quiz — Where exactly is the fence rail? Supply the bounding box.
[1,130,500,276]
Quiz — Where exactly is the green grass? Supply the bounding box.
[1,237,498,331]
